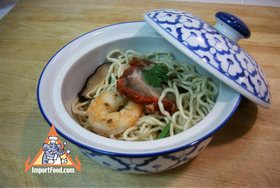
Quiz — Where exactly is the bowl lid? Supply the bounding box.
[144,9,270,108]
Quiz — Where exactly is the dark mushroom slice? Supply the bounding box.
[78,62,111,102]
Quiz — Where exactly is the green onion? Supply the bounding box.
[108,76,112,84]
[158,123,171,139]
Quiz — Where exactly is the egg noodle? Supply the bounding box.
[72,49,218,141]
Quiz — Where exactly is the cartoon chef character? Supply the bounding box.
[42,136,67,164]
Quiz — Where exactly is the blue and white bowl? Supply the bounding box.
[37,18,242,173]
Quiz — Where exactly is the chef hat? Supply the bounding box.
[48,136,58,143]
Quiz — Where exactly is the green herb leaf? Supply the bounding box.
[158,123,171,139]
[142,63,169,88]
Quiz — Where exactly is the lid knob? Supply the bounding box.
[214,12,251,42]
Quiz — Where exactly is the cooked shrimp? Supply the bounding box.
[86,90,143,137]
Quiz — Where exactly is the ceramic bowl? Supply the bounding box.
[37,21,241,173]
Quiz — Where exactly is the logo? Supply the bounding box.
[25,124,81,174]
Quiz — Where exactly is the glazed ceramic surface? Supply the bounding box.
[37,21,240,173]
[144,9,270,108]
[81,137,212,173]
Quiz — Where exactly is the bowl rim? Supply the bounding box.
[37,21,241,157]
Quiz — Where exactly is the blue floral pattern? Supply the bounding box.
[80,137,212,173]
[145,9,270,106]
